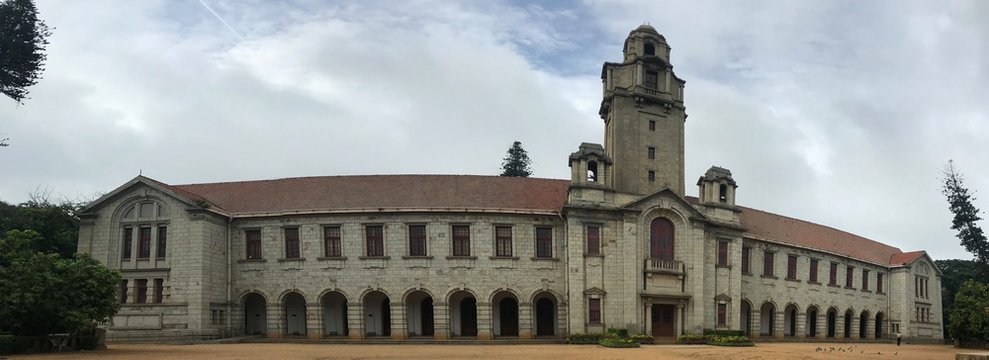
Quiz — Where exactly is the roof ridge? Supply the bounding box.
[173,174,571,187]
[738,204,903,253]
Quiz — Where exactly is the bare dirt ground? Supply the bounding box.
[7,342,963,360]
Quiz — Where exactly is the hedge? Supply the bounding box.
[565,333,603,344]
[599,337,640,348]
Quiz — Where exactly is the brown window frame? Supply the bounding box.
[284,228,300,259]
[495,226,512,257]
[365,225,384,257]
[245,229,262,260]
[452,225,470,257]
[535,227,553,258]
[829,262,838,285]
[741,247,750,274]
[862,269,870,291]
[717,303,727,326]
[647,147,655,160]
[876,273,884,293]
[156,226,167,259]
[120,279,129,304]
[648,120,656,131]
[122,227,133,260]
[717,241,729,267]
[323,226,342,257]
[644,70,659,89]
[586,226,601,255]
[845,266,854,288]
[136,279,148,304]
[408,225,427,256]
[153,278,164,303]
[786,255,798,280]
[809,259,819,283]
[588,298,602,324]
[137,227,152,259]
[762,251,775,277]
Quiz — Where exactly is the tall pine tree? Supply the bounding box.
[0,0,52,104]
[500,141,532,177]
[942,160,989,265]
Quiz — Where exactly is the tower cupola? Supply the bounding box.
[697,166,738,206]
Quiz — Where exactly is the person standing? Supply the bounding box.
[896,331,902,346]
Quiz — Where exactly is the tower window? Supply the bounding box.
[647,147,655,159]
[719,184,728,202]
[587,161,598,182]
[644,70,658,89]
[644,43,656,56]
[648,120,655,131]
[648,171,656,182]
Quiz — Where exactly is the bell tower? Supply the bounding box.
[599,25,686,196]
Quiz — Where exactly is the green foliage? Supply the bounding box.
[936,259,989,340]
[942,161,989,265]
[703,329,746,337]
[606,327,629,338]
[499,141,532,177]
[676,334,707,344]
[0,335,33,354]
[564,333,602,344]
[598,336,640,348]
[707,335,754,346]
[0,0,52,104]
[0,198,80,258]
[948,280,989,348]
[0,230,121,336]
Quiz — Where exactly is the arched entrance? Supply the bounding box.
[874,312,884,339]
[363,291,391,337]
[492,291,519,337]
[826,308,837,338]
[321,291,348,336]
[740,301,752,336]
[243,293,267,335]
[533,293,557,336]
[806,306,819,338]
[843,310,854,338]
[784,304,798,337]
[650,218,674,261]
[859,311,869,339]
[759,302,775,337]
[449,291,477,337]
[405,291,434,336]
[283,292,307,336]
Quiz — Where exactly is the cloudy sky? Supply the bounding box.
[2,0,987,261]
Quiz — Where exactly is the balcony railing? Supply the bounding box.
[644,258,683,274]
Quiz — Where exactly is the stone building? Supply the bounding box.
[77,25,943,342]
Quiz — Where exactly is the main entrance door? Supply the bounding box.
[651,304,676,338]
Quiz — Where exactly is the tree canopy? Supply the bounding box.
[500,141,532,177]
[941,160,989,265]
[947,279,989,347]
[0,0,52,104]
[0,198,79,258]
[936,259,989,340]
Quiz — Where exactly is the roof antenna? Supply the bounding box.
[139,169,143,176]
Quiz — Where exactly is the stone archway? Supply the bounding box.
[784,304,798,337]
[363,291,391,337]
[405,290,434,337]
[859,311,869,339]
[243,293,267,335]
[282,292,307,336]
[874,312,885,339]
[806,306,819,338]
[844,310,854,338]
[827,308,837,338]
[759,302,775,337]
[533,293,557,337]
[449,290,477,337]
[321,291,348,336]
[740,301,752,336]
[492,291,519,337]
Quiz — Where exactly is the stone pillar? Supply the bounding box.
[391,302,407,340]
[774,309,784,339]
[850,315,860,340]
[816,313,827,340]
[644,304,653,335]
[675,304,684,337]
[752,309,762,338]
[347,301,363,340]
[307,303,321,339]
[835,315,844,340]
[267,303,282,338]
[796,312,806,339]
[476,302,493,340]
[433,301,450,340]
[519,302,533,339]
[865,316,875,340]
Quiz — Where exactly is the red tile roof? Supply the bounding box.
[889,251,926,266]
[172,175,571,216]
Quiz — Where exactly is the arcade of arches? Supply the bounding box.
[238,289,563,339]
[739,300,886,340]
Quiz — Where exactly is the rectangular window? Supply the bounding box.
[809,259,819,283]
[122,227,133,260]
[586,226,601,255]
[284,228,300,259]
[741,247,750,274]
[649,120,656,131]
[366,225,384,257]
[536,227,553,258]
[846,266,854,288]
[717,303,727,326]
[877,273,884,293]
[246,230,262,260]
[787,255,797,280]
[156,226,167,258]
[648,171,656,182]
[153,278,164,303]
[495,226,512,257]
[136,279,148,304]
[452,225,470,256]
[762,251,774,276]
[648,147,655,159]
[120,279,128,304]
[138,227,151,259]
[644,70,658,89]
[588,298,601,324]
[409,225,427,256]
[862,269,870,290]
[717,241,728,266]
[829,262,838,285]
[323,226,341,257]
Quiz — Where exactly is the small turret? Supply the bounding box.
[697,166,738,206]
[569,143,613,187]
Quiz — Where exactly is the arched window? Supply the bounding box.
[719,184,728,202]
[120,200,169,260]
[587,161,598,182]
[644,43,655,56]
[650,218,674,261]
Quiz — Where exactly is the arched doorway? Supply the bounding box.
[283,292,307,336]
[534,293,557,336]
[784,304,798,337]
[806,306,819,338]
[740,301,752,336]
[321,291,348,336]
[405,291,434,336]
[859,311,869,339]
[759,302,775,337]
[874,312,884,339]
[650,218,674,261]
[826,308,837,338]
[243,293,267,335]
[492,291,519,337]
[843,310,854,338]
[449,291,477,337]
[363,291,391,337]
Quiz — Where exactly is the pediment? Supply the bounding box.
[80,176,208,215]
[583,287,607,296]
[620,187,707,221]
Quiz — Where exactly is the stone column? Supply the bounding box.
[391,302,407,340]
[865,316,875,340]
[850,315,860,340]
[816,313,827,340]
[752,309,762,338]
[675,304,684,337]
[347,301,363,340]
[477,302,493,340]
[774,309,784,339]
[519,302,533,339]
[644,303,653,335]
[433,301,450,340]
[796,312,806,339]
[267,303,282,338]
[307,303,321,339]
[835,315,844,340]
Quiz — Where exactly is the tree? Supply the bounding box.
[0,230,121,336]
[0,0,52,104]
[0,197,80,258]
[936,259,989,340]
[941,160,989,265]
[947,279,989,347]
[500,141,532,177]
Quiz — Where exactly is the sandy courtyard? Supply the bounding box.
[5,342,967,360]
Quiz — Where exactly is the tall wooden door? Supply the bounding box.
[651,304,675,338]
[650,218,674,260]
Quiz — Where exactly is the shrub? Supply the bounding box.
[707,335,755,347]
[565,333,602,344]
[76,334,99,351]
[676,334,708,344]
[704,329,746,337]
[599,336,640,348]
[630,333,654,344]
[0,335,35,354]
[607,328,629,338]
